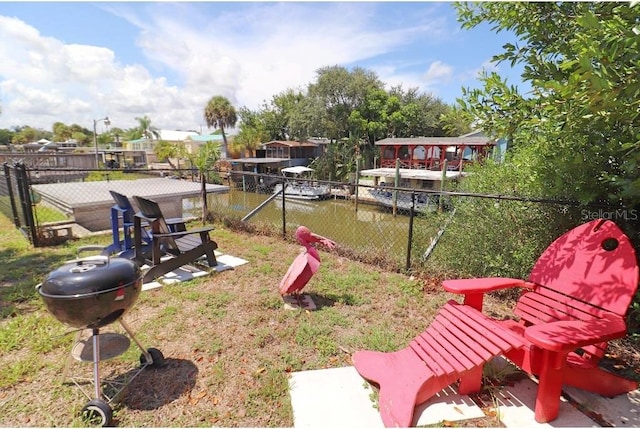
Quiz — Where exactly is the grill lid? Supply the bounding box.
[39,256,141,297]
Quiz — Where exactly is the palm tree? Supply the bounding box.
[203,96,237,158]
[134,115,160,140]
[234,126,264,157]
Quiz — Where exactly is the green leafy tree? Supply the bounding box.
[234,127,264,158]
[439,108,473,137]
[0,129,14,146]
[109,127,126,147]
[355,88,392,145]
[123,127,142,141]
[97,133,112,148]
[61,124,92,146]
[288,95,327,142]
[456,1,639,207]
[190,141,221,222]
[307,65,385,141]
[154,140,186,169]
[204,96,237,158]
[262,89,306,140]
[234,107,269,157]
[309,138,358,182]
[52,122,72,142]
[388,85,451,137]
[430,2,640,287]
[307,67,387,170]
[11,126,37,145]
[71,131,89,145]
[228,66,474,179]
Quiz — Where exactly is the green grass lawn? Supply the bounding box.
[1,213,637,428]
[0,213,468,427]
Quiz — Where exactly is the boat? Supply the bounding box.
[273,166,331,200]
[361,168,463,214]
[368,186,438,213]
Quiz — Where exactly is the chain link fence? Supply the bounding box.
[2,164,638,281]
[207,171,640,278]
[2,162,637,336]
[2,165,228,246]
[209,171,439,271]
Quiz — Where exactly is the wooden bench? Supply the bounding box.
[353,219,639,427]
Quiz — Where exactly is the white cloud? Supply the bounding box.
[423,60,454,86]
[0,3,458,131]
[459,58,499,82]
[127,2,435,112]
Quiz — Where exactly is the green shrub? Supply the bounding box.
[425,151,580,280]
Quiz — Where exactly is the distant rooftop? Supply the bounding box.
[375,136,494,146]
[261,140,318,148]
[159,129,199,141]
[125,131,224,144]
[186,134,224,142]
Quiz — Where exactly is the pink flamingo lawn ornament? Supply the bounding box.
[279,226,336,308]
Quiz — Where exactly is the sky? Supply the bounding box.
[0,1,527,134]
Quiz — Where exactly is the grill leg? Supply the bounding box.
[61,330,83,383]
[119,319,151,362]
[92,328,101,400]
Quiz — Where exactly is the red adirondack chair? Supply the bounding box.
[353,219,639,427]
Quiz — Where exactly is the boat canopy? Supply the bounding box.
[360,168,463,181]
[281,166,315,175]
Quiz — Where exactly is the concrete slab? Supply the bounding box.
[487,356,640,427]
[214,253,249,271]
[289,366,384,428]
[563,386,640,427]
[32,177,229,231]
[287,358,640,428]
[413,385,486,426]
[485,357,599,427]
[494,378,599,428]
[141,251,248,291]
[288,366,485,428]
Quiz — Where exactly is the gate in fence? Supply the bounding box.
[1,162,40,246]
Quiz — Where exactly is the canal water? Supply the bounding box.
[204,189,431,262]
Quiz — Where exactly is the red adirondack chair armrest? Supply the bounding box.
[443,277,528,294]
[442,278,530,310]
[524,314,627,353]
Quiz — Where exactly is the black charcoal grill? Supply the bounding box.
[37,248,165,426]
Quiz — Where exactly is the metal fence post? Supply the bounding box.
[406,191,415,271]
[281,179,287,238]
[3,163,21,228]
[15,163,39,246]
